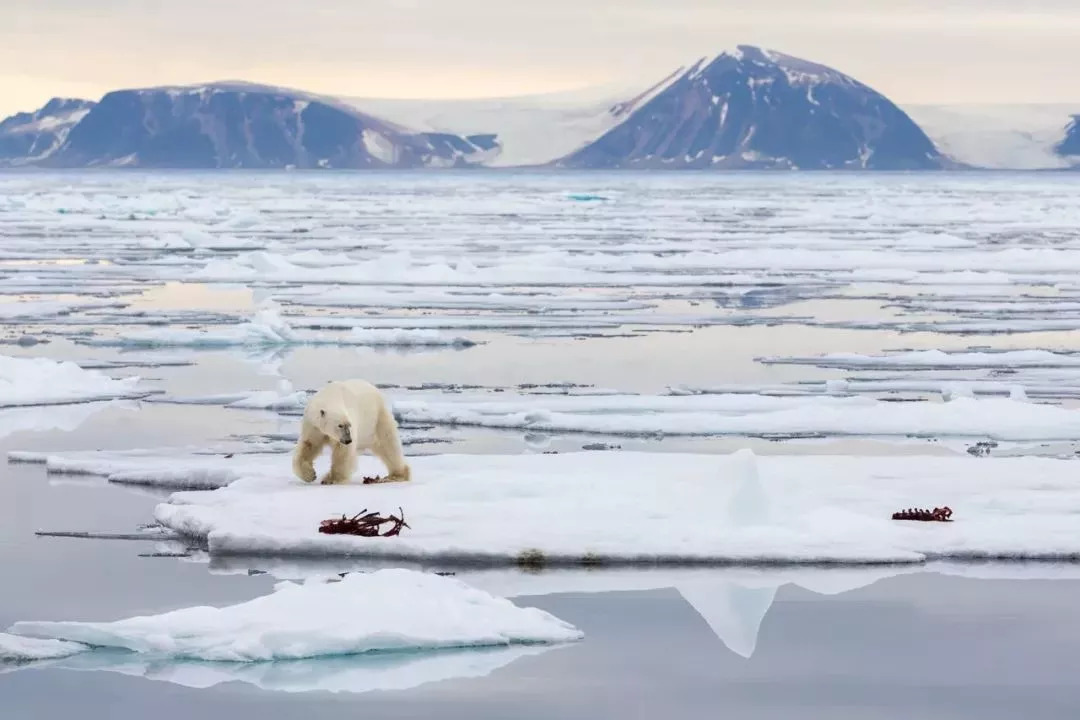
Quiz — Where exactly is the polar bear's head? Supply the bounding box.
[316,407,353,445]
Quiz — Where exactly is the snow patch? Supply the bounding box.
[361,129,396,165]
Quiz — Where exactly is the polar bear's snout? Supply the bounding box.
[338,423,353,445]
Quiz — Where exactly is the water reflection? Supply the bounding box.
[9,644,561,695]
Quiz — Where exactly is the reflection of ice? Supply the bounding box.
[0,400,138,440]
[19,644,558,694]
[676,581,778,658]
[203,559,1080,660]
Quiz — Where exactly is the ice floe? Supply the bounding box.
[762,349,1080,370]
[391,392,1080,441]
[18,446,1080,564]
[7,568,582,662]
[0,354,145,408]
[77,304,476,349]
[0,633,87,663]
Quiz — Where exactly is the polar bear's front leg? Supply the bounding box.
[293,428,328,483]
[321,442,358,485]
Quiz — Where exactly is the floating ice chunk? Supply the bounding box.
[7,447,276,490]
[0,354,143,408]
[762,349,1080,370]
[8,569,582,662]
[226,390,309,411]
[0,299,125,320]
[86,448,1080,565]
[0,632,87,662]
[393,392,1080,442]
[79,305,475,349]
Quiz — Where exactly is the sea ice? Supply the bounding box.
[0,354,144,408]
[78,304,476,349]
[391,392,1080,441]
[7,569,582,662]
[0,633,87,662]
[22,446,1070,564]
[761,349,1080,370]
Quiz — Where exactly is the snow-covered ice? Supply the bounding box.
[78,304,476,349]
[762,349,1080,370]
[0,633,86,662]
[391,392,1080,442]
[7,569,582,662]
[0,354,144,408]
[18,446,1077,564]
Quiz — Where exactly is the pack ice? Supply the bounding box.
[6,569,582,662]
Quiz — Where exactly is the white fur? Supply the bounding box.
[292,379,411,486]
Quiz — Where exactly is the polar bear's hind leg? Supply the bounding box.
[368,403,411,483]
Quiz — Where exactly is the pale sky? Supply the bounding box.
[3,0,1080,117]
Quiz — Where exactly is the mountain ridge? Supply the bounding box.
[3,46,1078,170]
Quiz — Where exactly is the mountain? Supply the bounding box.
[555,45,951,170]
[8,82,498,169]
[0,98,95,164]
[2,47,1077,171]
[1056,115,1080,160]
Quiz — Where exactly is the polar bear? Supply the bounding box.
[292,379,411,486]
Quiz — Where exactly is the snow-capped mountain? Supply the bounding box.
[9,82,497,169]
[1057,115,1080,159]
[0,98,95,164]
[1,46,1077,171]
[556,45,951,170]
